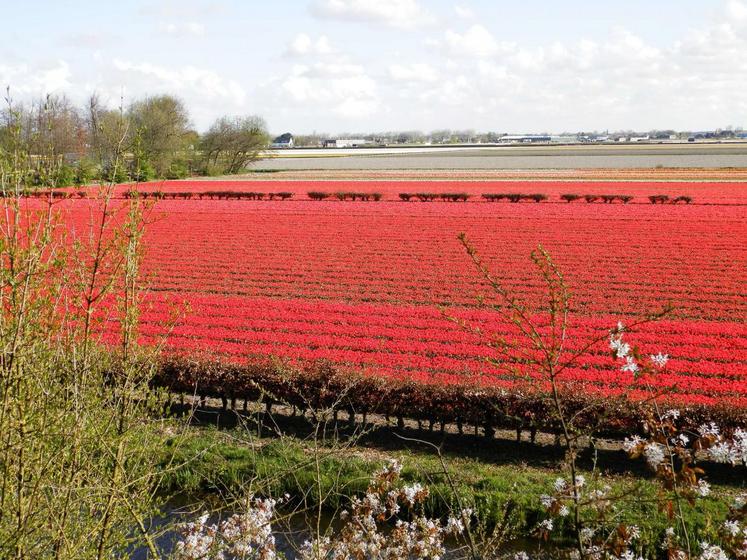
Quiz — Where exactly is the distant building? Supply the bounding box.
[498,135,552,144]
[271,133,294,148]
[322,138,370,148]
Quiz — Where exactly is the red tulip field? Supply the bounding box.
[58,180,747,433]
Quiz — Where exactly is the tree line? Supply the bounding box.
[0,90,270,186]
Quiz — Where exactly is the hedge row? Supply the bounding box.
[398,193,471,202]
[482,193,548,203]
[12,190,696,205]
[154,355,746,440]
[649,195,693,204]
[332,192,383,201]
[14,190,87,199]
[561,194,634,203]
[561,194,692,204]
[125,191,294,200]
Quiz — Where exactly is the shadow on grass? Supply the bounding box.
[168,403,745,488]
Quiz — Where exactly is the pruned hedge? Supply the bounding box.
[307,191,331,200]
[153,355,746,440]
[16,189,697,206]
[332,192,383,201]
[397,192,470,202]
[123,190,295,200]
[482,193,547,203]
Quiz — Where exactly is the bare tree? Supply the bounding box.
[200,115,270,174]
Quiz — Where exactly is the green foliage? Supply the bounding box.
[166,158,191,179]
[131,158,156,182]
[0,95,171,556]
[102,162,129,184]
[53,163,76,187]
[74,158,95,185]
[128,95,191,177]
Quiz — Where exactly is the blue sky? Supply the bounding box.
[2,0,746,134]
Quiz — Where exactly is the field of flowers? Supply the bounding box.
[61,180,747,429]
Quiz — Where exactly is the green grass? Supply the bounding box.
[155,425,742,555]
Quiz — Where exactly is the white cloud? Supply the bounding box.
[276,61,381,119]
[111,59,245,105]
[400,1,747,132]
[727,0,747,20]
[286,33,335,56]
[139,0,226,18]
[160,22,206,36]
[310,0,435,29]
[442,25,513,57]
[0,61,72,96]
[388,62,438,82]
[454,5,474,19]
[5,0,747,133]
[59,32,112,48]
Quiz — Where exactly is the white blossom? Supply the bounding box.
[650,353,669,368]
[643,442,666,469]
[618,551,644,560]
[553,478,568,493]
[401,483,424,506]
[708,442,736,464]
[735,428,747,461]
[621,355,639,374]
[695,480,711,497]
[623,435,643,453]
[662,409,681,420]
[723,520,741,537]
[538,519,554,532]
[610,337,631,359]
[559,505,570,517]
[698,542,729,560]
[445,515,464,534]
[699,423,720,437]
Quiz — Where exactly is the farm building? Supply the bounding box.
[271,133,294,148]
[497,135,552,143]
[322,138,370,148]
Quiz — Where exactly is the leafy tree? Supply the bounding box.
[127,95,191,177]
[200,115,270,174]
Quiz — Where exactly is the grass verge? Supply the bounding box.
[156,425,743,556]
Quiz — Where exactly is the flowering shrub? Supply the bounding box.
[520,323,747,560]
[175,497,279,560]
[174,460,468,560]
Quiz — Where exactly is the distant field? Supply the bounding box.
[255,143,747,170]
